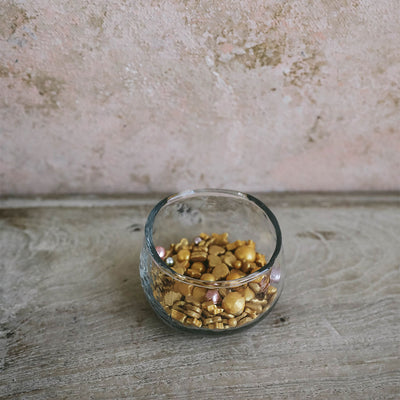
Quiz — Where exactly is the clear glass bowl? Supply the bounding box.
[139,189,284,333]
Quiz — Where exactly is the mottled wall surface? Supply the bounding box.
[0,0,399,194]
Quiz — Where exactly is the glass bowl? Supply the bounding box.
[139,189,284,333]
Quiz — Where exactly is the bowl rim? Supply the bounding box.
[144,188,282,288]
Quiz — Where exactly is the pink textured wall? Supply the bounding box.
[0,0,399,195]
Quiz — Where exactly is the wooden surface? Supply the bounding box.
[0,193,399,399]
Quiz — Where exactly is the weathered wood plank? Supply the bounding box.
[0,194,399,399]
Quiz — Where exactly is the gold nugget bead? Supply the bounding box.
[245,303,263,313]
[212,263,230,280]
[226,242,238,251]
[186,269,202,278]
[255,252,267,266]
[234,246,256,262]
[163,291,182,306]
[208,254,222,267]
[222,251,236,267]
[192,286,207,302]
[211,232,229,245]
[191,262,206,273]
[200,273,216,281]
[267,286,277,295]
[222,292,245,315]
[208,245,225,256]
[190,251,208,262]
[177,249,191,262]
[240,262,253,274]
[237,316,253,327]
[228,318,237,328]
[174,282,193,297]
[241,287,255,301]
[226,270,245,280]
[184,296,201,307]
[174,238,189,252]
[171,265,186,275]
[246,240,255,248]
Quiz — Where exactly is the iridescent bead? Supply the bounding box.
[193,236,202,245]
[205,289,221,304]
[165,257,174,267]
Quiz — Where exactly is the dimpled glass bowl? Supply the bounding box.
[139,189,284,333]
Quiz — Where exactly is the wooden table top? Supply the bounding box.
[0,193,399,399]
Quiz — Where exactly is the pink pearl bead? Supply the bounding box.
[156,246,166,259]
[205,289,221,304]
[271,267,281,283]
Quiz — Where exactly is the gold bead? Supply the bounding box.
[174,238,189,252]
[267,285,277,295]
[177,249,191,262]
[211,232,229,246]
[208,245,225,256]
[249,282,261,293]
[245,302,262,313]
[222,292,245,315]
[190,250,208,262]
[237,316,253,327]
[163,291,183,307]
[186,269,202,278]
[212,263,230,280]
[246,240,256,248]
[222,251,237,268]
[184,296,201,307]
[208,254,222,267]
[191,262,206,273]
[171,266,186,275]
[234,246,256,262]
[242,287,255,301]
[240,261,253,274]
[192,287,207,302]
[255,252,267,266]
[228,318,237,328]
[200,273,216,281]
[174,282,193,297]
[226,270,245,280]
[226,242,238,251]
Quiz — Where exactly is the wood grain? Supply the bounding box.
[0,194,399,399]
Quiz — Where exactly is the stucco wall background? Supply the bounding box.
[0,0,399,195]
